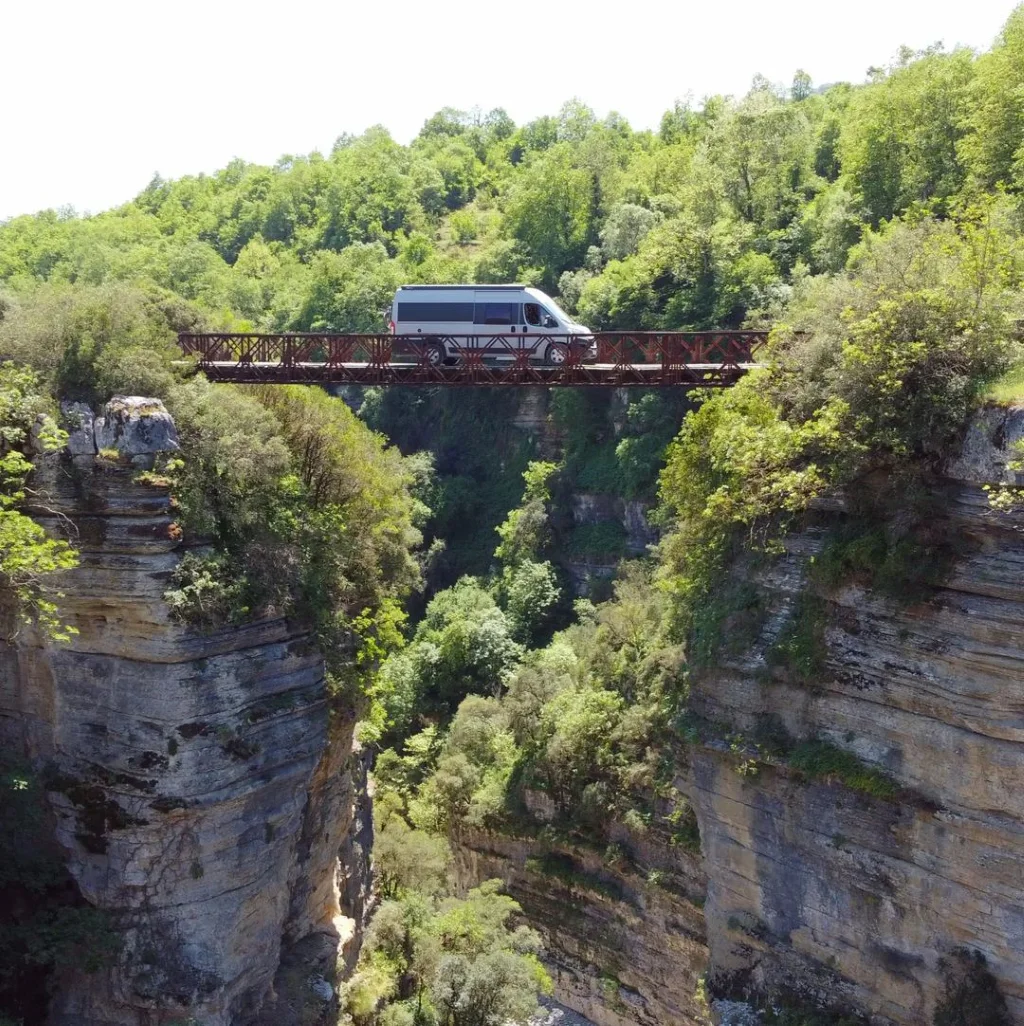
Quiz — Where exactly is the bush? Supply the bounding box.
[811,518,955,603]
[565,522,628,560]
[0,363,78,640]
[767,595,828,684]
[499,559,560,645]
[0,284,186,403]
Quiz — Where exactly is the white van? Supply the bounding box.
[388,285,595,366]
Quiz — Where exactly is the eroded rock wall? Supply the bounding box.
[451,820,708,1026]
[690,406,1024,1023]
[453,406,1024,1026]
[0,400,370,1026]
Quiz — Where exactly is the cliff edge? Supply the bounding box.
[0,397,369,1026]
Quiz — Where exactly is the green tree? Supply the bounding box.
[503,146,596,287]
[839,48,975,223]
[291,242,399,331]
[0,284,183,402]
[962,6,1024,189]
[0,363,78,640]
[347,883,549,1026]
[374,817,450,898]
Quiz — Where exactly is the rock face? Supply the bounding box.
[0,399,370,1026]
[63,396,180,461]
[688,407,1024,1023]
[451,815,708,1026]
[453,405,1024,1026]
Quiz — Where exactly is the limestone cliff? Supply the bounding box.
[0,398,370,1026]
[688,404,1024,1023]
[452,405,1024,1026]
[451,810,707,1026]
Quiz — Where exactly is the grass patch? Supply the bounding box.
[788,740,899,800]
[565,521,628,560]
[985,363,1024,405]
[767,595,828,684]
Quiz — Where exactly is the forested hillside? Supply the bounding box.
[3,10,1024,1026]
[3,9,1024,335]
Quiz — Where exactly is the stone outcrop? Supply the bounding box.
[61,396,180,461]
[0,399,370,1026]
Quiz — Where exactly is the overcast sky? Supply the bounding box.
[1,0,1019,221]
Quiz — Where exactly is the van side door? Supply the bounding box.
[473,295,522,358]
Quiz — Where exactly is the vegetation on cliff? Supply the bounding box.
[0,363,77,641]
[3,11,1024,1026]
[659,204,1022,641]
[164,380,426,699]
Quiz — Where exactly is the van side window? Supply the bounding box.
[524,303,541,326]
[475,302,520,325]
[397,302,474,322]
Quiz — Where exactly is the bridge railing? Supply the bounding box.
[177,331,768,386]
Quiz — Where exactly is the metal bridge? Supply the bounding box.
[178,331,767,387]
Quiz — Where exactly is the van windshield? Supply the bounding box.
[545,298,573,323]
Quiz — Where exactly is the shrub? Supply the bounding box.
[498,559,560,645]
[767,595,828,684]
[565,521,628,560]
[0,363,78,640]
[0,283,185,403]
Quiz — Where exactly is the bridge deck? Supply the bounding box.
[194,361,759,386]
[178,331,768,387]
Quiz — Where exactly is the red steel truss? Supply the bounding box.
[177,331,767,387]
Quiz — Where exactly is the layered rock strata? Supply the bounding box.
[689,407,1024,1023]
[454,405,1024,1026]
[451,817,708,1026]
[0,398,369,1026]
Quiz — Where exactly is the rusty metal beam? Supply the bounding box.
[178,332,767,387]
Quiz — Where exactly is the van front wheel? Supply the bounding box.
[544,341,569,366]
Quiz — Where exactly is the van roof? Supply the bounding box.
[396,284,529,292]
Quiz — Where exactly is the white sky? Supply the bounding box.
[1,0,1019,221]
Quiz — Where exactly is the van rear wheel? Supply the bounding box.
[424,341,446,367]
[544,341,569,366]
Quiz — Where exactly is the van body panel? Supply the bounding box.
[389,284,593,362]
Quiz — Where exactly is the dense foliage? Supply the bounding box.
[0,363,77,640]
[5,11,1024,342]
[345,879,550,1026]
[373,563,683,841]
[3,15,1024,1025]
